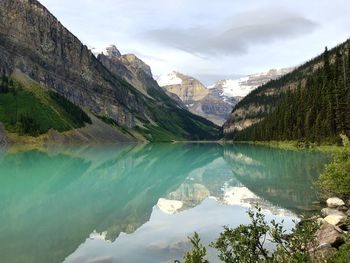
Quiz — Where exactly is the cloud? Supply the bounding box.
[141,9,318,56]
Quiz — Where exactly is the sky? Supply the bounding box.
[40,0,350,85]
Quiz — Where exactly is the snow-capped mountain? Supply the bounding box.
[157,68,293,126]
[157,71,183,87]
[209,68,294,99]
[157,71,236,125]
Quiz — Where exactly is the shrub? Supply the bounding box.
[185,207,319,263]
[318,148,350,201]
[183,232,209,263]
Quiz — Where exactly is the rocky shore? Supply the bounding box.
[311,197,349,261]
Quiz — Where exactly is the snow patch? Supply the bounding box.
[222,79,255,98]
[157,198,183,214]
[157,71,183,87]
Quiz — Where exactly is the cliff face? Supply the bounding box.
[161,71,210,103]
[0,0,144,128]
[158,71,236,125]
[0,0,220,141]
[97,46,185,109]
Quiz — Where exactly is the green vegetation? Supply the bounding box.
[184,145,350,263]
[48,91,91,126]
[235,140,344,153]
[319,146,350,202]
[146,101,221,141]
[0,76,91,136]
[135,125,183,142]
[184,207,319,263]
[184,233,209,263]
[94,114,135,137]
[227,41,350,144]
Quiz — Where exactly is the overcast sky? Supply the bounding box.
[40,0,350,85]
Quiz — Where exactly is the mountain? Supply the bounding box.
[158,69,292,126]
[224,39,350,143]
[209,68,293,100]
[0,0,220,143]
[158,71,236,125]
[97,46,187,109]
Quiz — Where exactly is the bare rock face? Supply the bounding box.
[158,71,237,125]
[120,54,152,78]
[161,71,209,103]
[105,45,121,58]
[98,49,156,98]
[0,0,144,128]
[97,48,187,110]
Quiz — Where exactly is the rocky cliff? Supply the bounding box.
[158,71,236,125]
[0,0,220,142]
[97,45,185,110]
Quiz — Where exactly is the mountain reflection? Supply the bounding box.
[0,143,329,263]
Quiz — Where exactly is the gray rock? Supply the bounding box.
[321,207,347,217]
[327,197,346,208]
[324,214,347,226]
[315,222,344,248]
[337,205,349,212]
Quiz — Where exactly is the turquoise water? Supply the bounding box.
[0,143,329,263]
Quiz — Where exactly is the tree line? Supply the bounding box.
[228,44,350,144]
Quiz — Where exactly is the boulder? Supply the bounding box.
[327,197,345,208]
[315,222,344,248]
[321,208,347,217]
[337,205,349,212]
[324,214,347,226]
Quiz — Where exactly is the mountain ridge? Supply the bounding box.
[224,39,350,143]
[157,69,292,125]
[0,0,220,143]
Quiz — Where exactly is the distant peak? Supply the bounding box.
[105,45,121,58]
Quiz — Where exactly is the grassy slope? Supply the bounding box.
[0,71,220,143]
[0,74,90,137]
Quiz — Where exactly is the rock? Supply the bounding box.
[315,222,344,248]
[337,205,349,212]
[105,45,121,58]
[321,207,347,217]
[327,197,345,208]
[324,214,347,226]
[311,243,337,261]
[317,217,326,225]
[158,71,237,125]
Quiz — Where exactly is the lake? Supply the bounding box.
[0,143,330,263]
